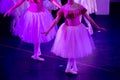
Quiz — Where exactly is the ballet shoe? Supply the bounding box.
[65,68,71,73]
[65,68,78,75]
[37,52,41,56]
[70,68,78,75]
[72,67,78,72]
[31,55,45,61]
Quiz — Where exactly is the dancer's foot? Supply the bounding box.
[65,66,78,74]
[65,68,71,73]
[70,68,78,74]
[31,55,45,61]
[72,66,78,72]
[65,69,77,75]
[37,52,41,56]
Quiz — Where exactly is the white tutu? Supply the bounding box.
[15,1,29,17]
[13,9,57,43]
[52,23,95,58]
[43,0,61,11]
[74,0,97,14]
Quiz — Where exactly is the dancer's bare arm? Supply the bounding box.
[4,0,25,17]
[42,14,61,35]
[50,0,62,8]
[83,13,106,31]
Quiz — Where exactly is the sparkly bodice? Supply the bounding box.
[57,3,87,19]
[57,3,87,26]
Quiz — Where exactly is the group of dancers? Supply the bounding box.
[0,0,106,74]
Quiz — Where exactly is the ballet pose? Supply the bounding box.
[4,0,61,61]
[43,0,106,74]
[74,0,97,35]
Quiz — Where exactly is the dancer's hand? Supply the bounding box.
[4,10,11,17]
[97,27,107,31]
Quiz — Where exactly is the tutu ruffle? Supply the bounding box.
[16,1,29,17]
[13,9,57,43]
[52,23,95,58]
[43,0,61,11]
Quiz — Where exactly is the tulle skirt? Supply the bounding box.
[43,0,61,11]
[52,23,95,58]
[13,9,57,43]
[81,0,97,14]
[74,0,97,14]
[16,1,29,17]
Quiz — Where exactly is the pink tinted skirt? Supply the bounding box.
[13,9,57,43]
[52,23,95,58]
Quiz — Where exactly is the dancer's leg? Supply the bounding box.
[37,42,41,56]
[65,59,72,72]
[65,58,77,74]
[71,58,78,72]
[31,42,44,61]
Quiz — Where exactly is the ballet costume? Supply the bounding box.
[13,1,57,61]
[13,10,57,43]
[51,5,95,74]
[52,23,95,74]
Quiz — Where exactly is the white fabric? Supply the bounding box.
[74,0,97,14]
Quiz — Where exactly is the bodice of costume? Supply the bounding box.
[57,4,87,19]
[27,0,45,12]
[29,0,42,3]
[29,0,61,11]
[57,3,87,26]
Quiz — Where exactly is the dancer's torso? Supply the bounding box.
[27,0,45,12]
[61,3,86,26]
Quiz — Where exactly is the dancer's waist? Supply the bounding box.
[65,21,81,27]
[28,3,45,12]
